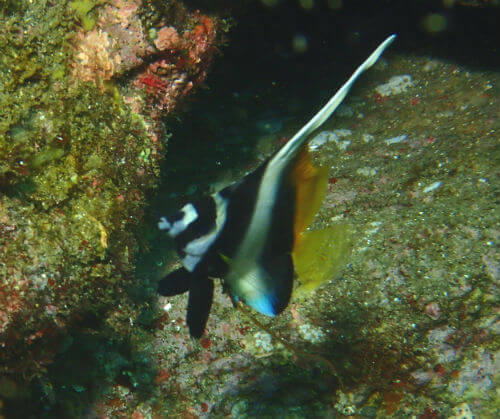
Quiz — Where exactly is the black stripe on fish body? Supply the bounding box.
[198,163,270,276]
[191,160,297,316]
[265,168,297,256]
[257,252,294,315]
[230,169,296,315]
[258,173,296,313]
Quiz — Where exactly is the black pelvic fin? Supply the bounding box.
[157,268,191,296]
[187,276,214,338]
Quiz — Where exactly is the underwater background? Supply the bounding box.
[0,0,498,417]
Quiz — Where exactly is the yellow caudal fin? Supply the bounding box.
[292,224,352,296]
[289,146,330,241]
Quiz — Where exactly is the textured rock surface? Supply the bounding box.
[0,1,226,416]
[144,51,499,418]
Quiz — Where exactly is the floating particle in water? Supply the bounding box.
[292,33,309,54]
[327,0,343,11]
[299,0,315,10]
[256,118,283,134]
[421,13,448,35]
[260,0,279,7]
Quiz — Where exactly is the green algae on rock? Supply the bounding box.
[69,0,98,31]
[0,5,159,412]
[0,0,227,416]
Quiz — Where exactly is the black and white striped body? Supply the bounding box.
[158,35,396,337]
[159,160,297,313]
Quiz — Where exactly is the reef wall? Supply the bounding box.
[0,1,226,415]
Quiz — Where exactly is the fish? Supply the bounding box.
[157,35,396,338]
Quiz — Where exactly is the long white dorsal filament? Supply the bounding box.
[274,34,397,165]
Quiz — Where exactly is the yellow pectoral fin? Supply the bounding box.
[289,146,330,239]
[292,224,352,296]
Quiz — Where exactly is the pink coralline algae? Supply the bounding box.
[71,0,153,83]
[184,14,218,68]
[132,12,220,116]
[154,27,181,51]
[72,29,122,83]
[71,0,222,137]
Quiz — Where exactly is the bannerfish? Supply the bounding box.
[158,35,396,338]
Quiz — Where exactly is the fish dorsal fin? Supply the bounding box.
[289,145,329,240]
[271,34,396,167]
